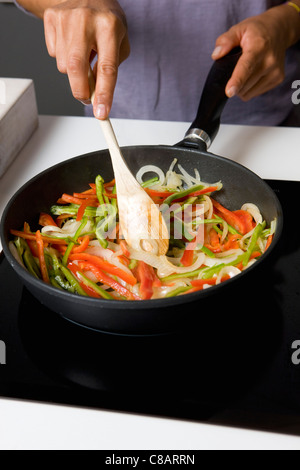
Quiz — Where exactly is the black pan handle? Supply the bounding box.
[178,46,242,151]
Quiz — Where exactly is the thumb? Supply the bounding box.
[211,25,241,60]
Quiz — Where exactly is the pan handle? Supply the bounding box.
[177,46,242,151]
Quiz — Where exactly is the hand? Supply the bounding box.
[43,0,130,119]
[211,5,300,101]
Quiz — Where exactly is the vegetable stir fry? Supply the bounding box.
[9,160,276,300]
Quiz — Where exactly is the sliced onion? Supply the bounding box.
[216,266,241,284]
[79,269,99,283]
[128,248,205,277]
[193,205,205,218]
[136,165,165,186]
[157,252,205,277]
[270,218,277,236]
[202,195,213,219]
[203,283,214,290]
[152,280,191,299]
[194,168,201,182]
[107,241,121,252]
[215,248,244,259]
[220,220,228,244]
[164,277,192,285]
[167,158,178,174]
[257,238,265,253]
[165,171,183,189]
[241,203,262,224]
[177,164,194,187]
[9,241,25,268]
[204,249,244,268]
[41,219,93,238]
[177,164,206,187]
[239,227,256,250]
[85,241,134,277]
[244,259,257,269]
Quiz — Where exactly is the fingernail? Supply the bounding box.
[94,103,107,119]
[80,99,92,106]
[227,86,238,98]
[212,46,222,58]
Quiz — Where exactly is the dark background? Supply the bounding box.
[0,2,84,116]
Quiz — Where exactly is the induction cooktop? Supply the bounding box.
[1,179,300,436]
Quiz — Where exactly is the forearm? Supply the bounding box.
[15,0,65,18]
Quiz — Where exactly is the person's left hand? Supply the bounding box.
[211,5,299,100]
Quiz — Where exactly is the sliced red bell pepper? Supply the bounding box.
[146,185,218,202]
[10,229,68,245]
[190,274,231,289]
[120,240,131,258]
[77,187,96,195]
[211,199,246,234]
[57,194,99,206]
[76,199,89,221]
[103,178,115,188]
[55,214,73,227]
[68,252,137,286]
[188,185,219,197]
[209,228,220,247]
[233,210,255,233]
[23,222,39,257]
[265,234,273,252]
[36,230,50,283]
[77,261,140,300]
[222,233,241,251]
[250,251,261,259]
[67,262,101,298]
[204,232,241,253]
[103,192,117,199]
[72,192,98,199]
[136,261,161,300]
[145,188,175,199]
[72,235,90,253]
[180,248,194,267]
[39,212,58,227]
[190,278,217,289]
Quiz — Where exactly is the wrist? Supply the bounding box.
[285,1,300,14]
[265,2,300,48]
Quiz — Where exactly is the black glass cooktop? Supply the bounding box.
[1,179,300,436]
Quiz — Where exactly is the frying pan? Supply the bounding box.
[0,48,283,335]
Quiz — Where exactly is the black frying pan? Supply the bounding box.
[0,48,283,335]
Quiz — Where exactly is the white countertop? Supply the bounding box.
[0,115,300,450]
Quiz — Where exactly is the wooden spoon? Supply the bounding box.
[88,70,169,255]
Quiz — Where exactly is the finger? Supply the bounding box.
[93,30,122,120]
[119,33,130,64]
[52,13,68,74]
[225,49,260,98]
[55,15,92,102]
[237,58,285,99]
[43,9,57,57]
[238,68,284,101]
[212,25,242,60]
[66,42,92,103]
[239,74,276,101]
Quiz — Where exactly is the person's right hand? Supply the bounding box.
[43,0,130,119]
